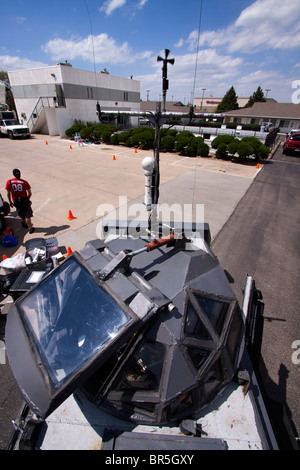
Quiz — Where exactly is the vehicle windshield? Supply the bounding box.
[3,119,19,125]
[18,256,132,389]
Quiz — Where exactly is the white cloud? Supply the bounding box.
[237,69,282,85]
[174,38,184,48]
[188,0,300,54]
[137,0,147,8]
[0,55,48,71]
[100,0,127,16]
[137,49,244,101]
[42,34,152,65]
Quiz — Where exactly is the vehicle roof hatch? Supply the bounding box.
[5,252,165,418]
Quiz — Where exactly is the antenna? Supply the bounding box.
[84,0,101,121]
[157,49,175,112]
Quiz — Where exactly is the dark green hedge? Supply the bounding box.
[211,134,271,162]
[65,123,117,142]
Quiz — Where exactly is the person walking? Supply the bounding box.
[5,169,35,234]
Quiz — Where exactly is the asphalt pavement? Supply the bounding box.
[212,141,300,448]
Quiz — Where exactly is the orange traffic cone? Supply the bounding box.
[113,155,116,160]
[134,148,137,153]
[70,144,72,149]
[2,254,7,260]
[256,163,260,168]
[67,210,76,220]
[45,141,48,145]
[66,246,73,257]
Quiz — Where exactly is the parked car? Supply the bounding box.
[283,132,300,155]
[286,129,299,139]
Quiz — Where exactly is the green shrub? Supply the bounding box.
[241,137,271,160]
[197,141,210,157]
[80,125,95,140]
[216,143,228,159]
[176,130,195,141]
[129,133,142,147]
[131,127,147,136]
[227,138,240,156]
[257,144,271,160]
[102,129,113,143]
[167,129,178,137]
[110,133,119,145]
[237,142,254,160]
[139,128,155,149]
[125,137,133,147]
[175,136,191,154]
[65,123,86,137]
[91,124,117,141]
[161,135,175,152]
[118,130,132,143]
[211,134,234,149]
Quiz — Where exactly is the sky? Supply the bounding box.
[1,0,300,103]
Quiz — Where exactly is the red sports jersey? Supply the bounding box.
[5,178,31,201]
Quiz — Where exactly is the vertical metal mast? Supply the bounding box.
[157,49,175,113]
[149,49,175,233]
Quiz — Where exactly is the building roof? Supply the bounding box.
[140,100,190,114]
[223,102,300,119]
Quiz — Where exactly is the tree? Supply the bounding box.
[244,86,266,108]
[216,86,239,112]
[0,70,16,112]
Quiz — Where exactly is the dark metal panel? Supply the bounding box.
[187,265,236,299]
[5,305,51,417]
[163,345,196,402]
[101,430,226,450]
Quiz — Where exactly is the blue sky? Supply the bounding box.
[1,0,300,103]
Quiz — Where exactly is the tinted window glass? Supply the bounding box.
[185,301,212,340]
[186,346,210,370]
[19,257,131,389]
[195,295,228,336]
[202,357,224,399]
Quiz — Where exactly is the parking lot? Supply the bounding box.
[0,133,261,449]
[0,134,259,256]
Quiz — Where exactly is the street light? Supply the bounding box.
[157,49,175,112]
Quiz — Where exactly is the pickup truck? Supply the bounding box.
[0,119,30,139]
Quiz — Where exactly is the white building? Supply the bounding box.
[8,62,140,137]
[194,96,250,112]
[223,101,300,133]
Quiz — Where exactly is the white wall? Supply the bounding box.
[8,64,140,136]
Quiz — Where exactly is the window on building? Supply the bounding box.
[123,91,129,101]
[87,87,93,99]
